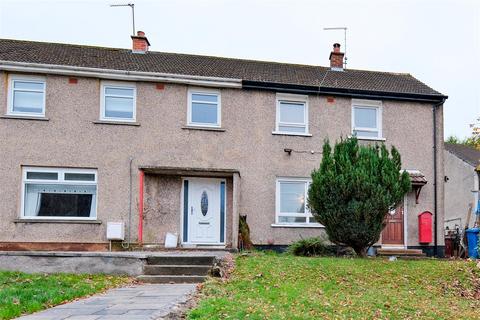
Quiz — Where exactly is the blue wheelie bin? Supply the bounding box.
[466,228,480,259]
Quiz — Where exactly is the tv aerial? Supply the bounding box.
[110,3,136,36]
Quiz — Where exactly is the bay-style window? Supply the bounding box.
[274,93,309,135]
[21,167,97,220]
[8,76,46,117]
[187,89,221,127]
[352,100,382,139]
[101,83,136,121]
[276,178,318,225]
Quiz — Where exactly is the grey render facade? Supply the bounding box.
[444,143,480,231]
[0,34,447,254]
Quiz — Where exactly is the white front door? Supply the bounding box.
[183,178,225,244]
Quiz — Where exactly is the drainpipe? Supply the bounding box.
[432,98,446,257]
[138,170,145,245]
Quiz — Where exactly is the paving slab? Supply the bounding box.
[15,284,196,320]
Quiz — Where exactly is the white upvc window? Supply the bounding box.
[7,75,46,117]
[276,178,318,225]
[275,93,309,135]
[21,167,98,220]
[100,82,136,121]
[187,89,221,127]
[352,99,382,139]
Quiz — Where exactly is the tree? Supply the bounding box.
[445,135,480,150]
[445,116,480,150]
[308,137,411,257]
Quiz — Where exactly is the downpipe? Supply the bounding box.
[433,98,446,257]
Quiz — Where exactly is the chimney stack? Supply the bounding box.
[131,31,150,54]
[329,43,344,70]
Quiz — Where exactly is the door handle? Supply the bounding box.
[191,206,194,215]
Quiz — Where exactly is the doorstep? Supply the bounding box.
[377,248,426,257]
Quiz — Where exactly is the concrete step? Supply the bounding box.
[146,255,215,266]
[377,248,426,256]
[137,275,207,284]
[143,264,211,276]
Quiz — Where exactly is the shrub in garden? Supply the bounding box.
[308,137,410,257]
[287,237,334,257]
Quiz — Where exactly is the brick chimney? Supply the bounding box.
[131,31,150,54]
[329,43,344,70]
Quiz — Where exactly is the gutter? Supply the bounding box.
[0,60,242,88]
[433,98,446,257]
[243,80,448,103]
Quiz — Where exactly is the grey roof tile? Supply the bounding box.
[0,38,444,97]
[445,143,480,168]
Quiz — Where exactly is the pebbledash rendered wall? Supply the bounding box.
[0,71,444,250]
[444,150,477,231]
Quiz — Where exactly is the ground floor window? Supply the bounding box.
[276,177,318,225]
[22,167,97,219]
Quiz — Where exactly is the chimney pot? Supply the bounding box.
[329,43,344,70]
[333,43,341,53]
[131,30,150,54]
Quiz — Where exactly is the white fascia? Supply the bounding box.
[0,60,243,89]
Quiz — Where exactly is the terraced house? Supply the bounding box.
[0,32,447,256]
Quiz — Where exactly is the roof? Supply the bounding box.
[405,170,427,186]
[444,143,480,168]
[0,38,446,101]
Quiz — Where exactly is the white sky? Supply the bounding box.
[0,0,478,139]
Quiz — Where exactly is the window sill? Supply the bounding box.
[14,219,102,224]
[182,126,226,132]
[1,115,49,121]
[272,131,312,137]
[93,120,140,126]
[349,135,386,142]
[271,223,324,228]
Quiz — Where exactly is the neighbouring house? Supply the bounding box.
[0,32,447,256]
[444,143,480,231]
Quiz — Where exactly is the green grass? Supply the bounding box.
[189,252,480,320]
[0,271,131,319]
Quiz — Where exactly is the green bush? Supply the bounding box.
[287,237,334,257]
[308,137,410,257]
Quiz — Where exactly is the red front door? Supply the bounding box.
[382,201,404,245]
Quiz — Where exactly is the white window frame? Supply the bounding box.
[187,88,221,128]
[20,167,98,220]
[274,93,310,136]
[7,75,46,117]
[100,81,137,122]
[275,177,321,226]
[351,99,383,140]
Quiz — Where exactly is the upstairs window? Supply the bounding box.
[275,94,309,135]
[188,90,221,127]
[352,100,382,139]
[8,76,46,116]
[101,83,136,121]
[22,167,97,220]
[276,178,318,225]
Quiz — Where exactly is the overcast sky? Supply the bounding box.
[0,0,478,138]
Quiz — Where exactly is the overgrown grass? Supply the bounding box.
[286,237,337,257]
[189,252,480,319]
[0,271,131,319]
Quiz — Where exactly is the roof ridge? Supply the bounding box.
[0,37,445,98]
[0,37,329,69]
[0,37,415,76]
[0,37,126,52]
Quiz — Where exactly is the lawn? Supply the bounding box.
[189,252,480,319]
[0,271,131,319]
